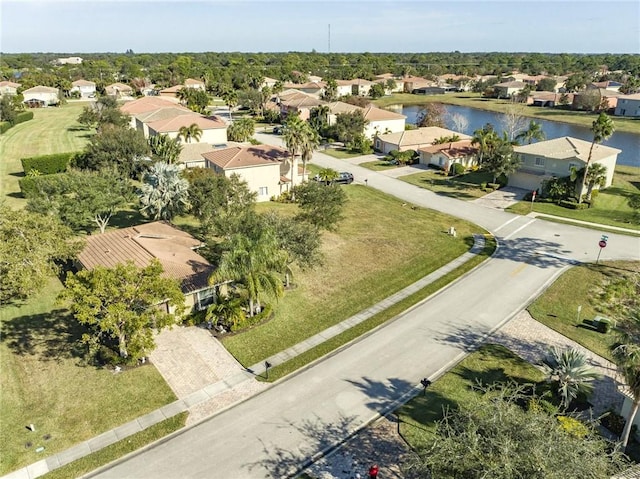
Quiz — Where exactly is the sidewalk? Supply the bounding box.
[528,212,640,235]
[2,236,487,479]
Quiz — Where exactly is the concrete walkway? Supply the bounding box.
[2,237,486,479]
[303,309,626,479]
[471,186,529,210]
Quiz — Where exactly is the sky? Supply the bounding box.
[1,0,639,54]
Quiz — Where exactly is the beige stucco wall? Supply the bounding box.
[420,151,476,169]
[23,91,59,104]
[157,128,227,145]
[224,163,282,202]
[366,118,405,139]
[615,98,640,117]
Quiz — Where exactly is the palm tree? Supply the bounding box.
[581,163,608,201]
[515,120,545,145]
[177,123,203,143]
[542,347,601,410]
[318,167,339,184]
[471,124,499,165]
[148,134,183,164]
[612,308,640,449]
[210,232,285,317]
[176,87,189,105]
[138,162,190,221]
[205,292,246,331]
[282,114,307,186]
[579,112,614,203]
[299,123,320,180]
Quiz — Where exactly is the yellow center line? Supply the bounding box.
[510,262,528,276]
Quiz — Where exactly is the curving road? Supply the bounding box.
[88,140,640,479]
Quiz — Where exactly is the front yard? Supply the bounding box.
[399,168,494,200]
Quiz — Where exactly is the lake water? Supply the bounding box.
[388,104,640,167]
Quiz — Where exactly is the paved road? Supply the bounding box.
[89,137,639,479]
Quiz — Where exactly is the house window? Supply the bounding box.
[196,287,216,311]
[259,186,269,196]
[534,157,545,167]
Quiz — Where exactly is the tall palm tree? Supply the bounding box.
[177,123,203,143]
[515,120,546,145]
[582,163,608,201]
[210,232,285,317]
[148,134,183,164]
[299,123,320,180]
[282,114,307,186]
[542,347,601,410]
[612,308,640,449]
[579,112,614,203]
[138,162,190,221]
[471,124,499,165]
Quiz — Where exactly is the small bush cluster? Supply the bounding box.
[557,415,589,438]
[450,163,465,176]
[559,199,588,210]
[271,190,294,203]
[21,151,78,175]
[231,304,273,332]
[601,410,627,436]
[0,121,10,134]
[487,182,501,190]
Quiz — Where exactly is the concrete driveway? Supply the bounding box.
[471,186,529,210]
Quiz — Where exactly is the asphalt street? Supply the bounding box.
[87,136,640,479]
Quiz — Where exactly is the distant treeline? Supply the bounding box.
[2,51,639,91]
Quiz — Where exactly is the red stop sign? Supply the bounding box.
[599,240,607,248]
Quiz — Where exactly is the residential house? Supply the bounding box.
[402,76,433,93]
[373,76,404,93]
[159,85,184,99]
[278,90,326,120]
[105,82,134,98]
[56,56,83,65]
[572,88,623,111]
[76,221,216,312]
[22,86,60,107]
[324,101,405,139]
[419,140,478,170]
[282,81,325,98]
[412,86,449,95]
[134,106,197,137]
[147,114,228,144]
[510,136,620,192]
[528,91,574,107]
[202,144,306,201]
[70,79,96,98]
[350,79,375,96]
[184,78,206,90]
[505,73,547,86]
[120,96,183,128]
[614,93,640,117]
[177,142,233,169]
[589,80,623,92]
[0,81,20,96]
[493,81,527,99]
[374,126,470,154]
[261,77,279,89]
[308,75,323,83]
[437,74,474,91]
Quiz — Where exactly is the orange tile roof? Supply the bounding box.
[202,144,289,170]
[419,140,477,159]
[136,106,196,123]
[0,81,20,88]
[120,96,182,115]
[23,85,58,93]
[77,222,214,293]
[362,105,406,121]
[160,84,184,93]
[184,78,205,86]
[147,114,227,132]
[72,79,95,87]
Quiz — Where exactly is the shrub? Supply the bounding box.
[231,304,273,332]
[21,151,78,175]
[557,416,589,438]
[559,199,588,210]
[487,182,500,190]
[528,397,559,416]
[601,410,626,436]
[18,176,39,197]
[480,182,487,190]
[0,121,10,134]
[15,111,34,125]
[596,318,611,334]
[450,163,465,176]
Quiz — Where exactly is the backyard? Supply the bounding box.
[0,103,91,208]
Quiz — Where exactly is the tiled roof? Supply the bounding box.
[77,222,214,294]
[494,81,527,88]
[106,82,133,92]
[147,114,227,133]
[184,78,205,86]
[514,136,621,162]
[419,140,477,158]
[0,81,21,88]
[362,105,405,121]
[72,79,95,87]
[120,96,181,115]
[378,127,470,146]
[160,85,184,93]
[136,106,196,123]
[23,85,58,93]
[618,92,640,100]
[202,144,289,170]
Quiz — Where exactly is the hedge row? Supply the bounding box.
[21,151,79,175]
[15,111,34,124]
[0,122,10,134]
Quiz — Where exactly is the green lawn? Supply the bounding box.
[373,93,640,135]
[399,169,494,200]
[358,160,401,171]
[0,103,91,208]
[507,165,640,231]
[397,344,545,446]
[527,261,640,361]
[321,148,367,160]
[222,184,488,366]
[0,278,177,475]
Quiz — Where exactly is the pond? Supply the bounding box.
[388,104,640,167]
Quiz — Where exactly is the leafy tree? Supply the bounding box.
[210,230,285,317]
[416,102,446,128]
[0,206,83,305]
[471,123,499,165]
[481,135,521,183]
[515,120,545,145]
[77,96,128,131]
[564,73,590,92]
[322,78,338,101]
[403,384,627,479]
[628,194,640,221]
[0,95,17,124]
[227,117,255,142]
[59,259,184,361]
[75,125,151,177]
[537,77,558,92]
[385,78,397,92]
[25,168,132,233]
[177,123,203,143]
[294,181,347,232]
[318,167,339,183]
[183,168,256,237]
[369,82,386,99]
[579,113,614,203]
[261,211,323,287]
[149,133,183,164]
[309,105,330,137]
[542,347,601,409]
[334,110,368,145]
[138,162,190,221]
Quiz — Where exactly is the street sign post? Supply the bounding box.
[596,235,608,264]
